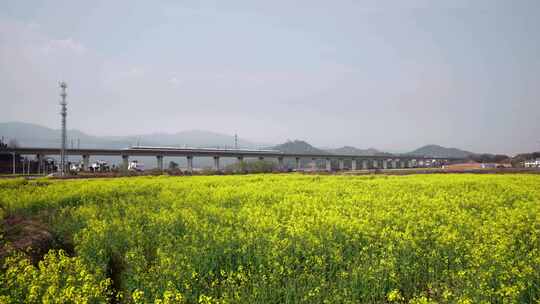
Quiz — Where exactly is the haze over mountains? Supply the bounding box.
[0,122,263,149]
[1,121,476,158]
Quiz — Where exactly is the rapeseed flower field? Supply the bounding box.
[1,174,539,303]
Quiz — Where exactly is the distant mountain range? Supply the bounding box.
[269,141,472,159]
[0,122,263,150]
[1,122,483,160]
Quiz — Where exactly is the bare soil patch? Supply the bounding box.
[1,215,72,264]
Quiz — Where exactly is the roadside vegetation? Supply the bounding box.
[1,174,539,303]
[222,159,277,173]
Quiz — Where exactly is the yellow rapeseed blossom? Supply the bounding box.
[0,174,539,303]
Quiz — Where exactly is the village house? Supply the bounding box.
[524,158,540,168]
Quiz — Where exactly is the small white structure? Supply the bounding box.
[524,158,540,168]
[480,163,498,169]
[70,163,82,172]
[128,160,144,171]
[90,160,109,172]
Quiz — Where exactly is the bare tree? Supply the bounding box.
[168,161,179,170]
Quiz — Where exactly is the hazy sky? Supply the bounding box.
[1,0,539,154]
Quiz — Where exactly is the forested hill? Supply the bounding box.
[270,140,330,154]
[407,144,473,158]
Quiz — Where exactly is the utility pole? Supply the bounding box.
[70,138,74,166]
[59,81,68,176]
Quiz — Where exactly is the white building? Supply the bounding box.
[480,163,498,169]
[524,158,540,168]
[128,160,145,171]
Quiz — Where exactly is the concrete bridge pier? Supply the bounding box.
[236,156,245,173]
[382,159,388,169]
[213,156,220,171]
[326,158,332,172]
[11,152,16,175]
[156,155,164,171]
[122,155,129,173]
[37,154,44,174]
[408,160,413,168]
[400,160,405,168]
[392,159,398,169]
[351,159,357,170]
[339,159,344,171]
[187,156,193,172]
[362,159,368,170]
[372,159,378,169]
[82,154,90,171]
[278,157,284,171]
[295,157,301,170]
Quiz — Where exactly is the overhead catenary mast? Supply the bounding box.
[59,81,68,176]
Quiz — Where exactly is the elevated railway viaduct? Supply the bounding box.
[3,146,459,174]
